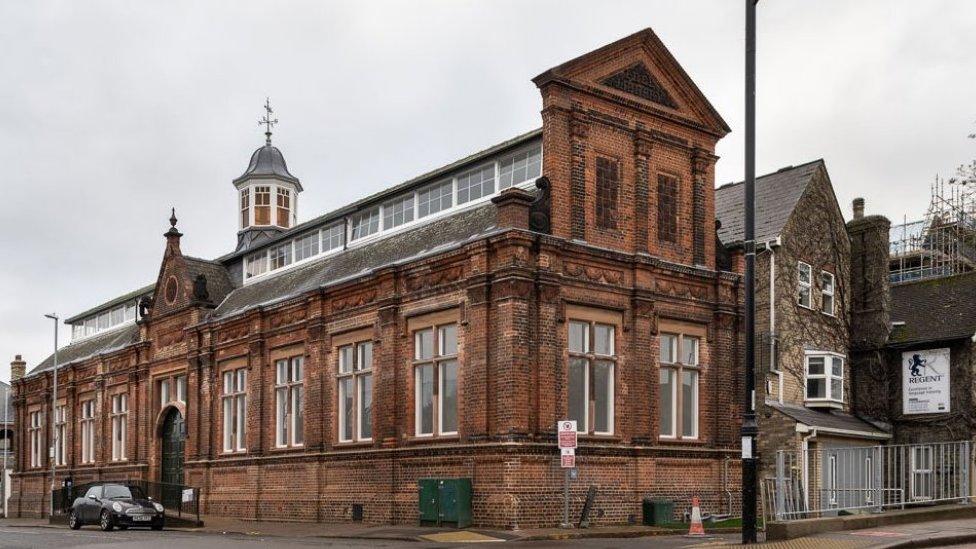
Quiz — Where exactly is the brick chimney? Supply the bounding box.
[847,198,891,420]
[847,198,891,349]
[10,354,26,381]
[491,187,536,230]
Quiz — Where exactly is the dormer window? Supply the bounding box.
[277,188,291,228]
[806,352,844,406]
[254,186,271,225]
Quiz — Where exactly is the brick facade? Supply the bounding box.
[10,29,744,528]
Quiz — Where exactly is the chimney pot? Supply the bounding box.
[853,197,865,220]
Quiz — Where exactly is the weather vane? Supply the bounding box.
[259,97,278,145]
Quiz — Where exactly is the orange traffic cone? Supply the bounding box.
[686,496,705,537]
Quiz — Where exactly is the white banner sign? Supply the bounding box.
[903,348,950,415]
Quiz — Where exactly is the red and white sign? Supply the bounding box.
[557,420,577,449]
[560,451,576,468]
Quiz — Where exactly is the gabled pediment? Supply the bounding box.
[533,28,730,136]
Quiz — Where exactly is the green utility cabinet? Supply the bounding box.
[642,498,675,526]
[418,478,472,528]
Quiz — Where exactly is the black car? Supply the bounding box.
[69,483,165,531]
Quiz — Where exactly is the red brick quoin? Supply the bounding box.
[10,29,742,528]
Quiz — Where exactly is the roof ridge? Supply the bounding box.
[717,158,825,189]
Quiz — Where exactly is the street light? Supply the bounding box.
[44,313,59,519]
[741,0,760,544]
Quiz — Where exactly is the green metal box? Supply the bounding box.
[418,478,472,528]
[642,498,675,526]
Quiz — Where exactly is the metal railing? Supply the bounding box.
[766,441,971,521]
[51,479,200,525]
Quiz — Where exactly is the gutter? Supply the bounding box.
[759,237,783,403]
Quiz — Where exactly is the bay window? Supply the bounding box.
[806,353,844,405]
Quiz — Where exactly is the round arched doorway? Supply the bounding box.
[160,407,185,508]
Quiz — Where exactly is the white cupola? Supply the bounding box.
[233,99,302,250]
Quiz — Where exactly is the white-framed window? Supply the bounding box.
[54,404,67,466]
[322,222,345,252]
[805,353,844,404]
[222,368,247,453]
[659,332,700,439]
[338,340,373,442]
[382,194,415,229]
[240,188,250,228]
[498,145,542,189]
[414,323,458,436]
[71,301,140,342]
[111,394,127,462]
[254,186,271,225]
[245,251,268,279]
[269,242,292,270]
[80,400,96,464]
[417,180,453,218]
[821,270,835,315]
[350,207,380,241]
[84,317,96,336]
[277,187,292,228]
[275,356,304,447]
[294,232,319,262]
[568,319,615,436]
[29,410,43,468]
[125,303,136,321]
[456,164,495,204]
[798,261,812,308]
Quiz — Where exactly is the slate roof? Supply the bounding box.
[0,381,12,426]
[212,199,502,319]
[715,160,823,247]
[767,401,890,438]
[233,143,301,188]
[890,272,976,346]
[29,323,140,376]
[64,284,155,325]
[185,256,236,305]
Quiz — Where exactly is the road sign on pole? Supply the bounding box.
[557,420,577,528]
[558,420,577,449]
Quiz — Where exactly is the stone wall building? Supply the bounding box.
[716,163,890,511]
[9,28,744,528]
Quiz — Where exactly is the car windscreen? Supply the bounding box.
[101,485,146,499]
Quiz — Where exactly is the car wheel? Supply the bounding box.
[68,511,82,530]
[100,510,115,532]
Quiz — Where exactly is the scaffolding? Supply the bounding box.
[889,177,976,284]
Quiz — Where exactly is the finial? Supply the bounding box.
[170,207,178,228]
[259,97,278,145]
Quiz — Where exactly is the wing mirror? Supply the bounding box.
[88,495,98,501]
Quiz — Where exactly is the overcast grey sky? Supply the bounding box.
[1,0,974,382]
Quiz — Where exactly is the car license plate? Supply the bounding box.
[133,515,151,521]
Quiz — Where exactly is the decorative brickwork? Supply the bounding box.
[600,63,678,109]
[11,28,741,528]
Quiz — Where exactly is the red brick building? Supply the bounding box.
[10,28,743,528]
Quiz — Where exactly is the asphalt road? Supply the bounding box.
[0,526,732,548]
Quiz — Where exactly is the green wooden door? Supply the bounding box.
[160,408,185,509]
